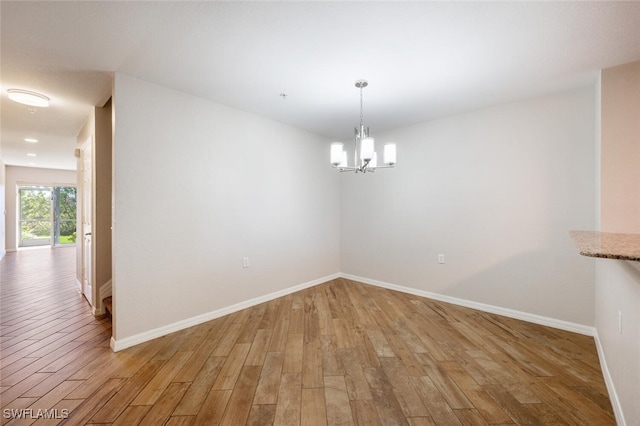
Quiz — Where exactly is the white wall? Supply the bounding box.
[341,87,596,326]
[596,60,640,426]
[595,261,640,425]
[112,73,340,344]
[4,166,77,252]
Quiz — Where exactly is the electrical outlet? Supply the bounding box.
[438,254,445,264]
[618,310,622,334]
[243,257,250,268]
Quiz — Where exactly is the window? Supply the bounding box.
[18,185,77,247]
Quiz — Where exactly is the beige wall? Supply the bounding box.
[341,87,596,326]
[596,59,640,425]
[601,61,640,233]
[3,166,77,252]
[112,73,340,347]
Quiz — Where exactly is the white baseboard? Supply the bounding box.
[110,273,341,352]
[107,271,623,422]
[340,273,596,337]
[74,278,82,293]
[111,271,596,352]
[593,330,626,426]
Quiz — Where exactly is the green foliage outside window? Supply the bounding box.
[20,186,77,244]
[58,187,77,239]
[20,189,52,238]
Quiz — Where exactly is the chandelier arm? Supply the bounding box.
[354,133,359,170]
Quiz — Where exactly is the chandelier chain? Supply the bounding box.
[360,86,364,129]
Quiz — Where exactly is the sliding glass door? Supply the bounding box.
[53,187,77,245]
[19,186,52,247]
[18,185,77,247]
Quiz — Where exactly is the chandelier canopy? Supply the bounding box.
[330,80,396,173]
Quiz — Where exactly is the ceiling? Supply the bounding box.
[2,1,640,171]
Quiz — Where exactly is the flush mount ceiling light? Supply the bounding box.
[24,138,39,143]
[7,89,50,108]
[330,80,396,173]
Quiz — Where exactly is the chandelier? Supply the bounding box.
[330,80,396,173]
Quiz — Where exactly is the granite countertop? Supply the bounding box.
[569,230,640,262]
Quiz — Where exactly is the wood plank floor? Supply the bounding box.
[1,248,615,425]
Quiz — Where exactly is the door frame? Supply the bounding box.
[80,136,94,308]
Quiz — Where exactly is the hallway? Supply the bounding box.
[0,247,112,422]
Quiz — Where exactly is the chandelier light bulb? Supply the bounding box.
[360,137,375,161]
[340,151,348,167]
[370,152,378,168]
[330,142,344,166]
[384,143,397,166]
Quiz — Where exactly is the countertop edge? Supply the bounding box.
[569,230,640,263]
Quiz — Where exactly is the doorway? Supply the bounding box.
[18,185,77,248]
[81,140,93,306]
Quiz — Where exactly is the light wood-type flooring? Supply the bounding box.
[1,248,615,425]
